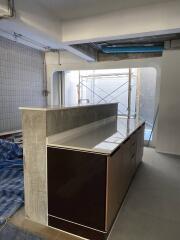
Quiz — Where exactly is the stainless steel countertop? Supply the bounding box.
[19,103,118,111]
[47,117,144,155]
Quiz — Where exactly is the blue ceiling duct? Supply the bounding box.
[101,45,164,54]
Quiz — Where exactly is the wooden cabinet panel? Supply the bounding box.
[106,144,126,230]
[106,136,136,230]
[136,124,145,167]
[106,125,144,230]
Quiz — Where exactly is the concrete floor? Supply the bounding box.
[9,147,180,240]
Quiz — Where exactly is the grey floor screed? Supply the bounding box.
[10,147,180,240]
[0,223,43,240]
[109,147,180,240]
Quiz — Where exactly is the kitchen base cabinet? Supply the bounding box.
[47,147,107,231]
[47,123,145,240]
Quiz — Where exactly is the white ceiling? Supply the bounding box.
[36,0,170,21]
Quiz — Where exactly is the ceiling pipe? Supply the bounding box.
[101,46,164,54]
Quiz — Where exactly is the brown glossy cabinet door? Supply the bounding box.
[47,147,107,231]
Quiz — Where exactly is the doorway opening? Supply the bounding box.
[52,71,64,106]
[53,68,157,143]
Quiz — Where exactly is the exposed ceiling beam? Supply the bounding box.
[65,44,97,62]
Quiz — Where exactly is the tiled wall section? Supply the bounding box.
[0,36,46,133]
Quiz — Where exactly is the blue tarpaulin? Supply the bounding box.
[0,139,24,225]
[0,139,23,161]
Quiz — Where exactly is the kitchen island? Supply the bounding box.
[20,103,144,240]
[47,117,144,240]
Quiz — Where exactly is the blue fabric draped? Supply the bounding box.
[0,139,24,225]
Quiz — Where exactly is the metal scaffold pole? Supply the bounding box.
[127,68,132,134]
[136,68,141,122]
[128,68,132,119]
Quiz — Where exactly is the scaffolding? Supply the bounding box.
[77,69,137,118]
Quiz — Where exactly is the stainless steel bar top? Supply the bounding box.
[47,117,144,155]
[19,103,118,111]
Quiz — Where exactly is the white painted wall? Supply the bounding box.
[156,50,180,155]
[62,0,180,44]
[45,51,161,71]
